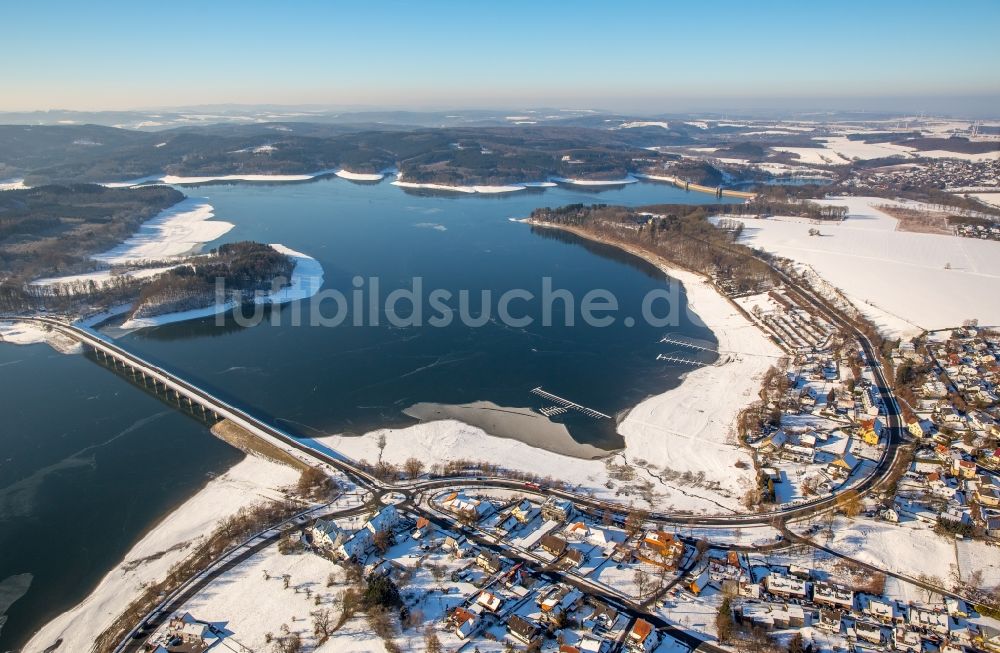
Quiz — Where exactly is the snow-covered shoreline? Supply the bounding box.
[551,175,638,186]
[120,244,324,329]
[22,456,299,653]
[391,172,643,194]
[318,221,780,513]
[100,168,387,188]
[95,198,233,265]
[21,218,783,648]
[391,174,559,194]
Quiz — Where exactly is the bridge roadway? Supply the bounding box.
[13,312,903,527]
[18,315,382,492]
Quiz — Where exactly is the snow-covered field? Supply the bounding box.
[619,121,670,129]
[774,136,999,166]
[971,192,1000,208]
[731,197,1000,337]
[169,545,388,653]
[31,265,178,294]
[812,516,959,585]
[23,455,299,653]
[120,244,324,329]
[0,178,27,191]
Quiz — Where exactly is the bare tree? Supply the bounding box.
[403,457,424,479]
[376,432,388,462]
[312,609,334,644]
[836,489,863,517]
[424,625,442,653]
[633,569,652,599]
[625,506,649,537]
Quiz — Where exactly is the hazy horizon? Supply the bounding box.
[3,95,1000,122]
[4,0,999,117]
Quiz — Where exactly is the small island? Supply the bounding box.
[128,241,295,321]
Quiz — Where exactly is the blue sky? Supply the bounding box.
[3,0,999,112]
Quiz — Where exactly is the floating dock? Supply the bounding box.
[660,335,718,353]
[531,387,611,419]
[656,353,709,367]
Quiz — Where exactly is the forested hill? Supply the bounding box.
[0,123,688,187]
[528,200,844,295]
[0,184,183,283]
[130,241,295,320]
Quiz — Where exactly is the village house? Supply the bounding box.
[763,573,808,599]
[309,518,346,550]
[160,613,214,653]
[722,578,762,599]
[865,597,898,624]
[476,590,503,613]
[336,529,373,561]
[826,452,859,480]
[859,418,882,446]
[538,584,584,624]
[587,599,619,629]
[639,530,685,567]
[893,626,923,652]
[366,505,400,535]
[442,492,495,522]
[563,547,586,568]
[541,496,575,522]
[908,605,949,635]
[411,516,432,539]
[735,602,806,631]
[855,620,885,644]
[625,618,659,653]
[452,607,478,639]
[510,499,536,524]
[953,458,978,479]
[539,533,568,557]
[817,608,842,632]
[507,614,542,645]
[812,581,854,610]
[476,550,503,574]
[443,534,467,557]
[975,479,1000,507]
[709,552,745,583]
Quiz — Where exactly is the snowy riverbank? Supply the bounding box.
[120,244,324,329]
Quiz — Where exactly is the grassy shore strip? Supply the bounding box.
[211,418,311,473]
